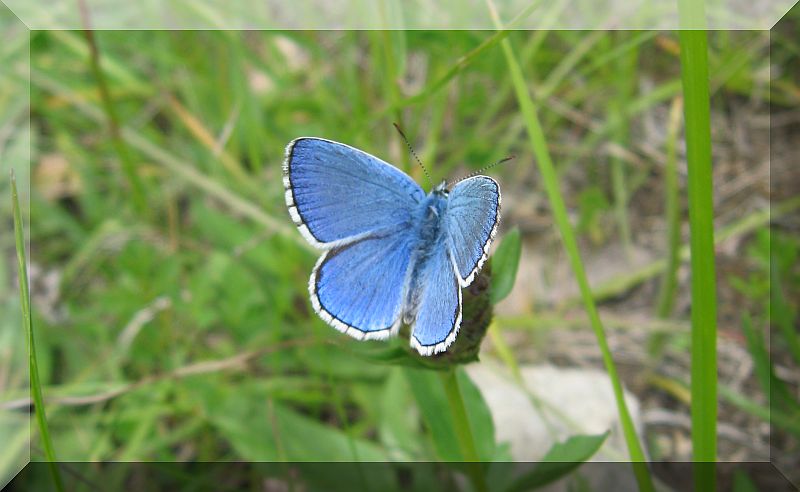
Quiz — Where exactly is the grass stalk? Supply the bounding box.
[438,369,488,492]
[79,2,146,214]
[486,4,654,490]
[655,96,684,318]
[610,36,638,256]
[678,0,719,487]
[11,171,65,492]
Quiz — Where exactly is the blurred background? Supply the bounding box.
[1,3,799,491]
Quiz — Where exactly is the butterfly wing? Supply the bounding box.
[284,137,426,248]
[409,242,462,356]
[311,230,416,339]
[444,176,501,286]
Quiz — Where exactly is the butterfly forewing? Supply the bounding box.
[284,138,425,248]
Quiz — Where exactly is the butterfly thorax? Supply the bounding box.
[402,192,449,322]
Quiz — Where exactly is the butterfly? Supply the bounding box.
[283,137,500,356]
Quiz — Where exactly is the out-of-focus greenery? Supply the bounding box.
[1,5,798,489]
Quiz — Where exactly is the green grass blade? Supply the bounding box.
[655,96,684,317]
[486,5,654,491]
[11,171,65,492]
[678,1,719,488]
[771,257,800,363]
[81,24,146,214]
[609,35,638,257]
[377,0,543,118]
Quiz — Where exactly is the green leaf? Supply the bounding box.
[352,343,447,371]
[490,228,522,304]
[456,367,496,462]
[404,367,462,461]
[404,367,496,462]
[378,368,422,459]
[504,432,609,492]
[732,469,758,492]
[193,379,389,463]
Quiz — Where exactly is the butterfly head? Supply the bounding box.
[433,180,449,197]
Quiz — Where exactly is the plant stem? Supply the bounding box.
[655,96,684,318]
[678,21,718,492]
[486,3,654,490]
[12,171,65,492]
[610,35,638,257]
[79,2,146,214]
[439,369,488,492]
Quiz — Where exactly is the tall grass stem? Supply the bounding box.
[655,96,684,317]
[678,1,719,488]
[486,3,654,490]
[79,2,146,213]
[12,171,65,492]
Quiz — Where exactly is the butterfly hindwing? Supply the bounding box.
[311,230,416,339]
[409,241,462,356]
[444,176,501,286]
[284,138,425,248]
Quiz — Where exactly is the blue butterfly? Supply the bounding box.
[283,137,500,356]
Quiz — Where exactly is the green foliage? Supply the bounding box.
[576,186,611,245]
[728,228,800,436]
[490,7,653,490]
[732,469,758,492]
[11,172,64,491]
[3,17,783,489]
[503,432,609,492]
[490,228,522,304]
[404,367,496,462]
[678,25,718,484]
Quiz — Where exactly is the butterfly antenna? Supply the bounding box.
[393,123,433,188]
[452,155,516,186]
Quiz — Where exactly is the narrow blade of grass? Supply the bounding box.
[485,4,654,491]
[771,257,800,363]
[609,35,638,257]
[655,96,684,318]
[374,0,544,121]
[79,6,146,214]
[678,1,719,488]
[11,171,65,492]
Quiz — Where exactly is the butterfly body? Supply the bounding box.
[284,137,500,355]
[402,185,449,322]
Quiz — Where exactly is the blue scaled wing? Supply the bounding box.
[310,230,416,339]
[409,241,462,356]
[284,137,425,248]
[444,176,501,286]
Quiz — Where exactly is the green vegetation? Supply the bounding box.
[1,7,797,490]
